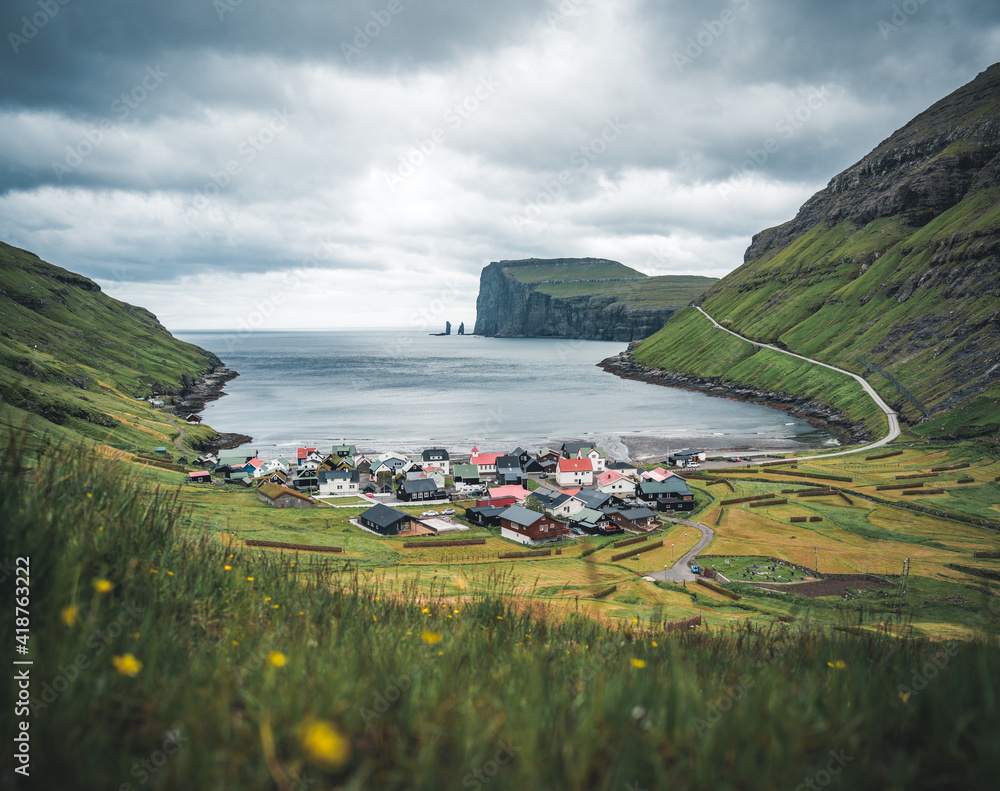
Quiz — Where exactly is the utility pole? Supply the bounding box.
[814,547,819,576]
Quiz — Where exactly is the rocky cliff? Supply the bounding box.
[474,257,716,341]
[634,64,1000,440]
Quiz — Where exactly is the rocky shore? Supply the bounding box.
[598,344,871,447]
[173,366,239,413]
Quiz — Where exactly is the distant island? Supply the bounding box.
[473,257,717,341]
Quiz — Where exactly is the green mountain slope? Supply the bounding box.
[0,241,222,450]
[474,257,717,340]
[635,64,1000,440]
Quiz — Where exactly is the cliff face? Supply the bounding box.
[474,258,716,341]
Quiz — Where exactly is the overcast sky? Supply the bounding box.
[1,0,998,331]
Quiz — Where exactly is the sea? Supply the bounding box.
[174,329,836,460]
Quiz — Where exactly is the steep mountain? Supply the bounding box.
[0,241,226,449]
[627,64,1000,440]
[474,257,717,340]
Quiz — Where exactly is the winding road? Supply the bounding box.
[641,308,903,582]
[694,306,900,457]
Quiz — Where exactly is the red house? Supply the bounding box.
[499,505,570,546]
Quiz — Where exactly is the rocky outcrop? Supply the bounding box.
[474,258,703,341]
[599,344,871,445]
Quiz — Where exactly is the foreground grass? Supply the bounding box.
[2,433,1000,790]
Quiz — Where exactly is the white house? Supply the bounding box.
[555,458,594,487]
[596,470,636,496]
[317,470,360,497]
[470,447,504,477]
[576,447,607,472]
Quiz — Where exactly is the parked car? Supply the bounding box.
[727,457,741,463]
[539,473,549,479]
[442,508,455,515]
[421,510,439,517]
[687,462,701,468]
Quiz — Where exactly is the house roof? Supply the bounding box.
[499,505,545,528]
[467,505,507,519]
[639,478,693,495]
[573,488,611,509]
[453,464,479,478]
[671,450,704,458]
[607,461,637,471]
[610,506,658,521]
[401,478,442,494]
[487,485,530,501]
[571,507,609,526]
[422,448,451,461]
[360,503,411,529]
[471,451,504,466]
[217,448,256,462]
[188,471,211,478]
[245,458,262,469]
[557,458,593,473]
[495,455,522,472]
[528,489,563,508]
[317,469,360,483]
[332,444,357,455]
[258,482,313,503]
[597,470,627,485]
[296,447,318,459]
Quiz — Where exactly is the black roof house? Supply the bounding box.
[359,503,411,535]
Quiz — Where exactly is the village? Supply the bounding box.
[184,438,707,547]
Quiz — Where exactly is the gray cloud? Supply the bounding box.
[0,0,997,321]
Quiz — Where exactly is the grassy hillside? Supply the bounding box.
[635,66,1000,440]
[0,241,222,452]
[4,432,999,790]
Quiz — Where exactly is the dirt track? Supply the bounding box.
[753,577,892,597]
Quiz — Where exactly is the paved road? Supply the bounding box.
[645,516,715,583]
[694,306,900,458]
[166,414,191,454]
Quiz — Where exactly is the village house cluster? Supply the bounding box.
[187,440,703,547]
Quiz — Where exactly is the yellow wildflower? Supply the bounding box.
[899,691,911,704]
[422,630,442,645]
[93,579,113,594]
[61,605,79,627]
[630,658,647,669]
[651,641,658,647]
[166,571,174,577]
[268,651,287,668]
[224,565,232,571]
[421,607,430,614]
[827,660,847,670]
[247,577,254,582]
[298,718,351,771]
[86,493,92,499]
[149,569,158,574]
[111,654,143,677]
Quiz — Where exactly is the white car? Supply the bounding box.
[686,462,701,468]
[421,510,439,517]
[442,508,455,515]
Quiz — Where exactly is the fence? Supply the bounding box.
[856,355,930,416]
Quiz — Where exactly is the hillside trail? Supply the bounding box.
[695,306,900,457]
[646,516,714,583]
[166,414,191,454]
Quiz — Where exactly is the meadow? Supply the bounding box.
[3,430,1000,790]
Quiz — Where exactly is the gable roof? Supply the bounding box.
[571,507,610,526]
[331,444,358,455]
[471,451,504,466]
[607,461,637,471]
[639,478,693,495]
[401,478,443,494]
[572,488,611,509]
[499,505,545,528]
[422,448,451,461]
[495,455,522,471]
[609,506,658,521]
[317,469,360,483]
[453,464,479,478]
[360,503,411,529]
[528,488,564,509]
[487,485,531,501]
[597,470,627,485]
[296,447,318,459]
[557,458,593,473]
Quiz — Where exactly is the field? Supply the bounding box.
[4,430,999,790]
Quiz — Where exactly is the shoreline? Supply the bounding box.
[597,343,872,449]
[174,365,250,451]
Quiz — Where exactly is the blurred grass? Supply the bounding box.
[3,429,1000,789]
